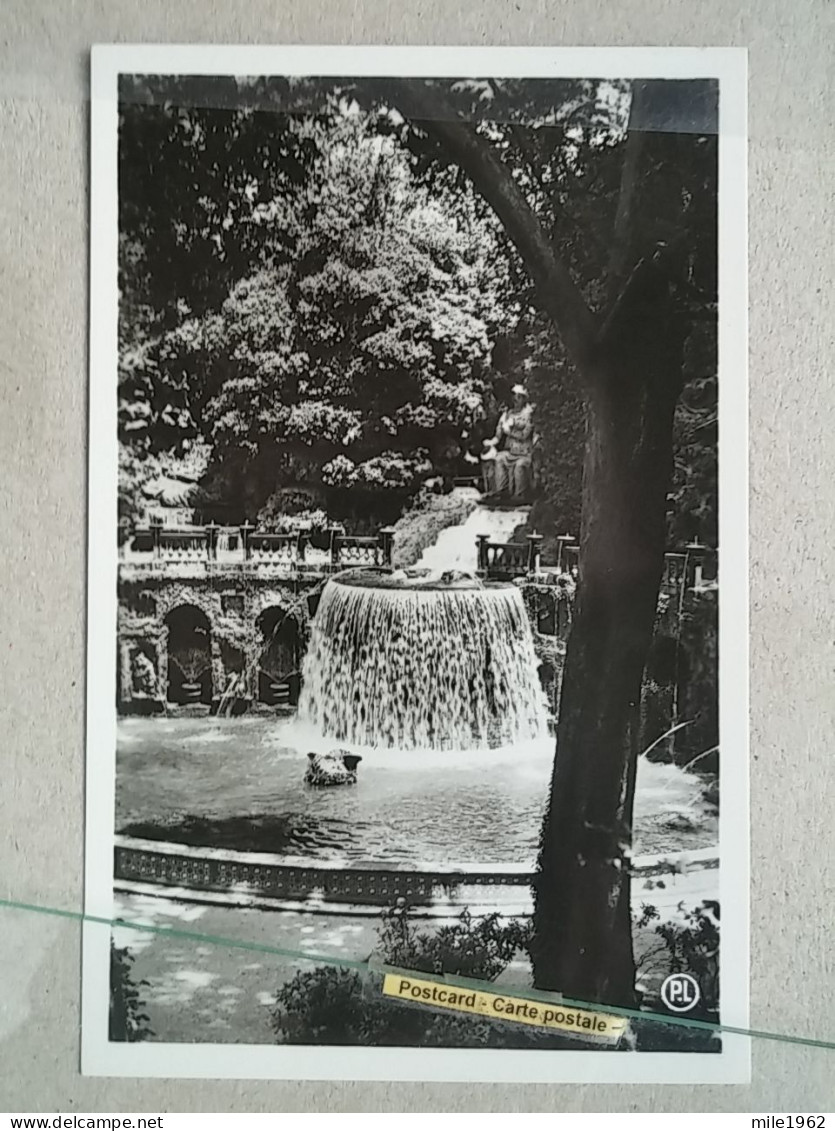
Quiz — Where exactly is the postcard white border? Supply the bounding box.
[83,44,749,1084]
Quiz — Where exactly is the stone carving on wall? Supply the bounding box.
[130,648,158,697]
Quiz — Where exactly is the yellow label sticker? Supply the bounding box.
[381,974,628,1041]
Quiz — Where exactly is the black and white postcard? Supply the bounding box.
[83,45,748,1082]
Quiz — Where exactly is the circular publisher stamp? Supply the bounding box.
[660,973,701,1013]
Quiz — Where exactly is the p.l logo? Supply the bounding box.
[660,973,701,1012]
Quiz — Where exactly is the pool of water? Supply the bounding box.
[116,717,717,866]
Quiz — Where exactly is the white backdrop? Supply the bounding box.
[1,0,833,1113]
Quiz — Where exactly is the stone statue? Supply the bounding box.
[130,649,157,698]
[304,750,362,787]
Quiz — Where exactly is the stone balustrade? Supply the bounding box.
[124,520,397,572]
[116,520,717,717]
[124,521,715,591]
[476,532,543,580]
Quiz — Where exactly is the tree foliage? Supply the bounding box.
[109,943,153,1042]
[118,89,518,514]
[202,125,512,492]
[118,75,716,544]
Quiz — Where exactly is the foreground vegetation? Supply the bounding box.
[269,900,719,1051]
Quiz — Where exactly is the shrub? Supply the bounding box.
[271,901,722,1052]
[257,487,333,534]
[379,903,530,982]
[271,966,369,1045]
[270,905,561,1049]
[656,901,719,1011]
[109,943,153,1042]
[633,900,720,1052]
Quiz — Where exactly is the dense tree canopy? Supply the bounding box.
[118,86,519,522]
[203,120,513,494]
[118,74,716,544]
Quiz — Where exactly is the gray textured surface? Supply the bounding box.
[1,0,833,1113]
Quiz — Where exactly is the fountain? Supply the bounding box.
[296,568,550,754]
[115,527,717,907]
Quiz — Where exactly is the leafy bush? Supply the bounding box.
[258,506,332,537]
[256,487,344,542]
[272,899,722,1051]
[109,943,153,1042]
[355,451,434,490]
[258,487,324,519]
[379,904,531,982]
[168,646,211,682]
[118,444,161,530]
[271,966,369,1045]
[271,905,556,1049]
[320,455,357,489]
[633,900,720,1052]
[655,901,719,1011]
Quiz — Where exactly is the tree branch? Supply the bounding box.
[391,79,598,374]
[602,80,717,337]
[596,243,689,361]
[606,84,647,298]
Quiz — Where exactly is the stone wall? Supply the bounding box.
[521,571,718,767]
[117,570,323,712]
[117,564,716,749]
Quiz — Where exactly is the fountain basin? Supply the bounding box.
[116,717,718,866]
[333,566,492,590]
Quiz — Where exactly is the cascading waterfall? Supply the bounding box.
[297,572,550,753]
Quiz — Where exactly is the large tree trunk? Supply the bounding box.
[391,78,711,1008]
[531,264,686,1006]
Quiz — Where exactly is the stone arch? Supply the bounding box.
[164,604,213,705]
[306,589,323,619]
[250,586,300,619]
[155,585,221,626]
[255,605,303,706]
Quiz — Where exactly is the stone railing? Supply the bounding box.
[113,835,534,910]
[477,530,717,591]
[332,532,394,568]
[113,834,717,915]
[126,520,716,590]
[662,544,718,589]
[124,520,395,572]
[476,532,543,580]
